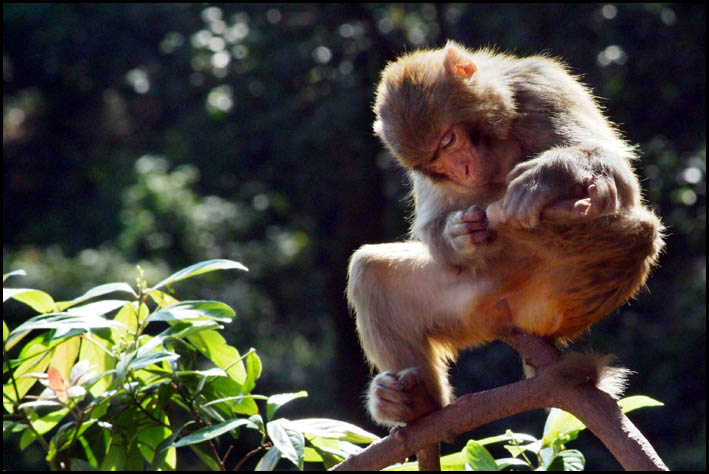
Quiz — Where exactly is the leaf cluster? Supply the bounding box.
[3,260,378,470]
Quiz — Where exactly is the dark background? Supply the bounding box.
[3,4,705,470]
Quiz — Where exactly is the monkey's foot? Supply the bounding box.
[367,367,439,425]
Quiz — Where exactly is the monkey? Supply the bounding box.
[347,42,664,426]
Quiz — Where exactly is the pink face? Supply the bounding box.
[422,124,491,187]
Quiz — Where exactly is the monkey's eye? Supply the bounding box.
[440,129,456,149]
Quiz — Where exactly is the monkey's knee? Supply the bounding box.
[347,244,403,314]
[347,245,382,305]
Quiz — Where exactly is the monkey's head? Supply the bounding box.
[373,42,517,190]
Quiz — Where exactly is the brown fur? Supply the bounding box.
[349,42,664,425]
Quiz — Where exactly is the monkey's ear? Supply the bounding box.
[443,44,477,79]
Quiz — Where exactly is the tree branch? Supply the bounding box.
[332,332,668,471]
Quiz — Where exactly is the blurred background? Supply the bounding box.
[3,3,705,470]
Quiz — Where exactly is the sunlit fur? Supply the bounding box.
[349,42,664,425]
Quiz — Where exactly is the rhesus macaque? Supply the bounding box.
[347,42,664,426]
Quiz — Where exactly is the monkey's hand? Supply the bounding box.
[443,205,496,257]
[367,368,439,425]
[495,154,619,228]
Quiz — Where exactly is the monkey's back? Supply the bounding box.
[494,206,664,340]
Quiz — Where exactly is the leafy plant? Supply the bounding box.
[3,260,378,470]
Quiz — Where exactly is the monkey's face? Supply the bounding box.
[419,123,497,189]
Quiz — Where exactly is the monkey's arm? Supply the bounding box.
[499,65,643,226]
[498,144,641,228]
[410,174,499,267]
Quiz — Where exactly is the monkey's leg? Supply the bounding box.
[347,241,492,425]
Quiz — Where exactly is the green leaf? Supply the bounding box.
[304,438,365,468]
[618,395,664,413]
[148,413,190,470]
[542,408,585,446]
[3,320,8,344]
[146,300,235,324]
[504,439,542,458]
[6,312,126,350]
[49,336,81,381]
[266,391,308,421]
[243,350,262,394]
[30,407,70,435]
[289,418,379,444]
[3,288,56,313]
[189,445,222,471]
[187,329,247,385]
[495,457,530,470]
[175,367,227,378]
[3,269,27,282]
[464,440,499,471]
[3,420,29,434]
[200,394,267,412]
[55,282,137,311]
[266,418,305,470]
[100,433,126,470]
[436,451,466,471]
[477,431,538,446]
[173,418,257,448]
[249,414,265,431]
[66,300,129,318]
[137,409,172,467]
[78,431,101,468]
[3,335,52,412]
[17,400,65,410]
[207,376,258,415]
[255,446,282,470]
[80,334,115,396]
[111,302,139,339]
[20,428,38,450]
[149,289,180,308]
[126,350,179,373]
[149,259,248,292]
[545,449,585,471]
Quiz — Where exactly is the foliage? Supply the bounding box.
[2,262,378,470]
[384,396,663,471]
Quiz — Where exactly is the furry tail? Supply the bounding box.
[522,352,633,398]
[551,352,632,399]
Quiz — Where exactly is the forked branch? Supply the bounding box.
[332,331,667,471]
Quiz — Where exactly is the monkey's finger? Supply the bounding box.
[463,221,487,232]
[505,160,536,185]
[541,198,590,221]
[372,398,412,424]
[396,368,421,390]
[468,230,493,244]
[460,205,486,222]
[572,198,593,215]
[485,200,505,225]
[588,179,618,215]
[516,193,548,229]
[373,384,413,405]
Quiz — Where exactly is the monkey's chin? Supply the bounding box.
[445,180,505,200]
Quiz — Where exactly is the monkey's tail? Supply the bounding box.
[551,352,632,399]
